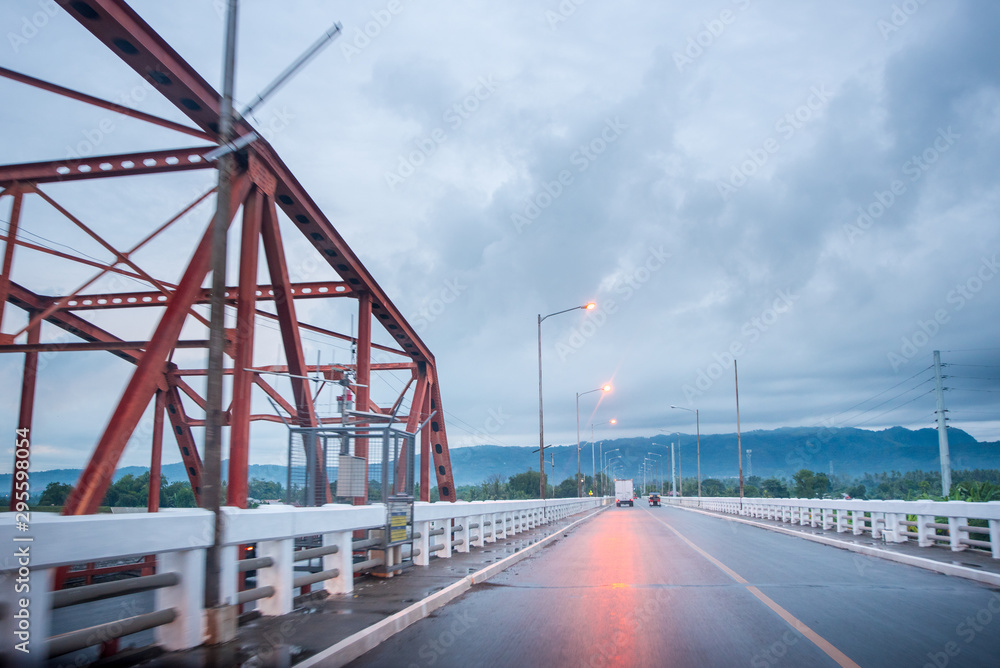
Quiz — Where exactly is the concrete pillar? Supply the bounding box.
[156,548,205,651]
[836,509,849,533]
[872,513,885,540]
[989,519,999,559]
[413,520,431,566]
[917,515,935,547]
[884,513,906,543]
[324,530,354,594]
[852,510,865,535]
[472,514,485,548]
[257,537,294,616]
[453,518,470,554]
[435,520,452,559]
[949,516,968,552]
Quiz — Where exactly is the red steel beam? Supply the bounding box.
[0,340,207,353]
[55,281,353,310]
[0,234,164,287]
[0,65,212,141]
[0,189,24,337]
[6,282,142,365]
[57,1,225,137]
[8,312,40,510]
[252,376,296,418]
[428,378,456,502]
[420,386,431,502]
[0,147,216,186]
[62,173,250,515]
[228,186,263,508]
[260,195,329,505]
[163,378,204,504]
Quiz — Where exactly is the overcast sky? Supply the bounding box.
[1,0,998,474]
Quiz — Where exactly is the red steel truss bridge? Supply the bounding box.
[0,0,456,514]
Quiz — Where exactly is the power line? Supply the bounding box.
[837,376,934,429]
[850,389,935,428]
[808,366,932,428]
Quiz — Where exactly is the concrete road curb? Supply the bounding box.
[671,504,1000,588]
[296,505,608,667]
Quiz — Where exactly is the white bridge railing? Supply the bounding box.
[664,496,1000,559]
[0,497,607,665]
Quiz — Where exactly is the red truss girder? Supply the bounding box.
[0,147,216,186]
[0,0,457,513]
[54,281,353,310]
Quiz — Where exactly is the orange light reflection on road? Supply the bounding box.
[585,512,643,665]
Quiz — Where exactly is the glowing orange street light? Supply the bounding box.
[585,302,596,310]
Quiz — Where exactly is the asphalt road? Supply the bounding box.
[350,503,1000,668]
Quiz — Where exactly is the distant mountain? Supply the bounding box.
[5,427,997,495]
[432,426,999,485]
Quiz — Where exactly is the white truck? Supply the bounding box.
[615,479,634,507]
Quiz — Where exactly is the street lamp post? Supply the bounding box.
[671,405,701,502]
[676,432,682,497]
[670,443,676,496]
[538,302,595,500]
[647,452,662,495]
[603,447,619,497]
[576,383,611,497]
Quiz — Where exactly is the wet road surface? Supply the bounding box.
[350,504,1000,667]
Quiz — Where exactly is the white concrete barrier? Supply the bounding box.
[664,496,1000,558]
[0,496,608,663]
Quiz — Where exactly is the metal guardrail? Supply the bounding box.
[48,609,178,658]
[51,572,180,609]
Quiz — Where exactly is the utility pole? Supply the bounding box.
[735,361,743,506]
[676,432,682,497]
[670,442,676,496]
[204,0,238,644]
[933,350,951,497]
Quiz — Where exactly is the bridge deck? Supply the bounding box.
[353,504,1000,668]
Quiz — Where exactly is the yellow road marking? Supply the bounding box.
[648,510,862,668]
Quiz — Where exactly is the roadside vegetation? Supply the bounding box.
[8,468,997,510]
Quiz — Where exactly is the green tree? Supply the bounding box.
[554,477,577,498]
[845,483,867,499]
[480,474,508,500]
[761,477,789,498]
[700,478,725,496]
[792,470,830,498]
[39,482,72,506]
[508,469,542,499]
[163,480,196,508]
[248,478,283,500]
